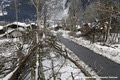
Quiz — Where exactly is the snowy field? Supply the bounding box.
[56,30,120,64]
[42,52,87,80]
[1,53,87,80]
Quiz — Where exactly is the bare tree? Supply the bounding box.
[38,47,45,80]
[68,0,82,31]
[43,2,49,36]
[83,0,120,44]
[83,1,100,23]
[0,0,6,25]
[15,0,18,30]
[31,0,42,29]
[0,0,8,38]
[97,0,120,44]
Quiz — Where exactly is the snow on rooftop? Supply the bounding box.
[6,22,30,28]
[13,22,30,27]
[13,22,26,26]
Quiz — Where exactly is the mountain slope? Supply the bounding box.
[0,0,102,22]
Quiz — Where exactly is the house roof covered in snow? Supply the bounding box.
[5,22,30,28]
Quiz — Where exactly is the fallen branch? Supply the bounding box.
[8,41,42,80]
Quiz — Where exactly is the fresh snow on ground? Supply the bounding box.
[58,30,120,64]
[42,52,87,80]
[0,39,10,45]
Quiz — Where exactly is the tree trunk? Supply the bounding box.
[105,16,112,44]
[0,0,6,25]
[15,0,18,30]
[38,47,45,80]
[36,0,41,29]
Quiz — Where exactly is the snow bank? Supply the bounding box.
[42,52,87,80]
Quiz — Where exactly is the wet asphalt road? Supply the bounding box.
[58,33,120,80]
